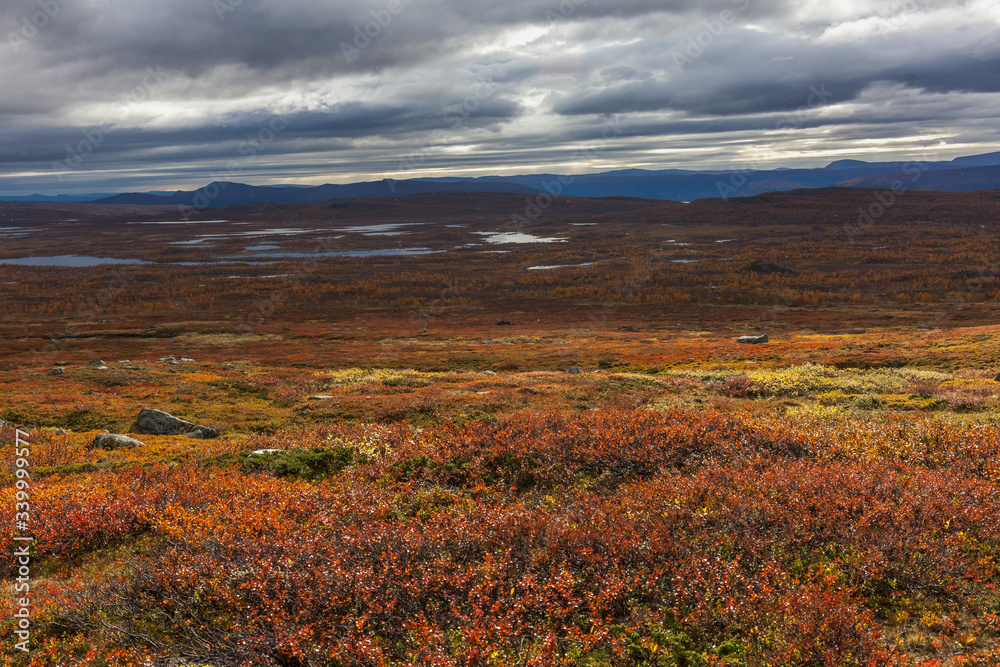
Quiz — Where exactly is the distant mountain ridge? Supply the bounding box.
[5,151,1000,206]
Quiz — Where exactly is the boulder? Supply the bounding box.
[89,359,106,366]
[138,408,194,435]
[737,334,769,344]
[49,367,65,375]
[137,408,218,438]
[92,433,145,450]
[568,366,584,375]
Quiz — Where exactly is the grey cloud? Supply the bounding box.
[1,0,999,194]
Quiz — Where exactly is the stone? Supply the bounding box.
[138,408,194,435]
[737,334,769,344]
[482,370,497,376]
[54,361,70,366]
[182,426,219,439]
[54,428,68,435]
[88,359,106,366]
[496,320,513,326]
[568,366,584,374]
[994,373,1000,382]
[308,395,336,400]
[170,342,185,348]
[137,408,220,439]
[158,356,176,363]
[249,449,282,457]
[49,367,65,375]
[92,433,145,450]
[179,357,195,362]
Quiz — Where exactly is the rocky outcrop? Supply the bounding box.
[737,334,769,344]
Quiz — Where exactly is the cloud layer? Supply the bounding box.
[2,0,999,193]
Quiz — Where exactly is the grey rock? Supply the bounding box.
[53,361,70,367]
[92,433,145,450]
[170,342,184,348]
[54,428,68,435]
[308,395,336,400]
[49,367,65,375]
[137,409,222,439]
[568,366,584,375]
[138,408,194,435]
[737,334,769,344]
[483,370,497,376]
[88,359,106,366]
[182,426,219,439]
[249,449,282,456]
[158,356,176,364]
[994,373,1000,382]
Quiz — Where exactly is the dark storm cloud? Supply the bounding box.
[1,0,998,194]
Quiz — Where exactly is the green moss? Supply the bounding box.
[242,445,361,480]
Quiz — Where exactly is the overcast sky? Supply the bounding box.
[2,0,999,194]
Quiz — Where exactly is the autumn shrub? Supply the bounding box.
[6,408,1000,665]
[717,375,759,398]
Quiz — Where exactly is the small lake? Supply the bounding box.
[0,256,151,267]
[474,232,567,244]
[240,248,444,259]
